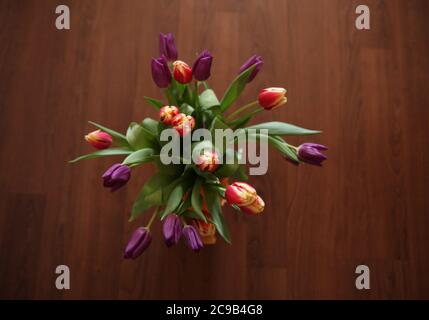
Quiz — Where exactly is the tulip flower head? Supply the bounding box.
[183,225,204,252]
[225,182,257,207]
[162,214,183,247]
[124,227,152,259]
[159,105,179,125]
[85,130,112,150]
[258,87,287,110]
[173,60,193,84]
[192,50,213,81]
[102,163,131,192]
[159,32,178,61]
[239,55,263,83]
[196,150,220,173]
[171,113,195,136]
[241,195,265,215]
[193,218,217,245]
[297,143,328,166]
[151,56,172,88]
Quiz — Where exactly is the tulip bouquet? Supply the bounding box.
[71,33,327,259]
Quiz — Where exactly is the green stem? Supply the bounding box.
[287,144,299,151]
[146,207,159,229]
[180,216,188,226]
[226,100,259,121]
[203,81,210,90]
[164,88,176,106]
[229,108,263,128]
[194,81,202,126]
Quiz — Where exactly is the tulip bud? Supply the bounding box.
[159,32,178,61]
[193,219,216,245]
[124,227,152,259]
[171,113,195,136]
[163,214,182,247]
[240,195,265,215]
[182,225,204,252]
[159,106,179,125]
[151,56,172,88]
[192,50,213,81]
[102,163,131,192]
[196,150,220,173]
[173,60,192,84]
[84,130,112,150]
[225,182,257,207]
[297,143,328,166]
[258,87,287,110]
[239,55,263,83]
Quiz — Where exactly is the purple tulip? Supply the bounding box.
[151,56,172,88]
[159,32,178,61]
[124,227,152,259]
[239,55,263,82]
[192,50,213,81]
[297,143,328,166]
[102,163,131,192]
[163,214,182,247]
[183,225,204,252]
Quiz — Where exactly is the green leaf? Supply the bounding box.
[69,148,132,163]
[180,103,195,115]
[246,122,321,136]
[126,122,156,150]
[216,150,239,178]
[122,148,155,166]
[271,136,299,162]
[193,167,220,184]
[88,121,129,147]
[191,178,207,222]
[210,116,229,134]
[204,185,231,243]
[220,65,256,112]
[141,118,159,137]
[177,194,192,214]
[171,80,187,102]
[161,181,188,219]
[230,114,253,129]
[247,133,299,163]
[232,165,248,181]
[181,209,203,220]
[130,172,175,220]
[199,89,220,110]
[155,158,185,176]
[144,96,165,110]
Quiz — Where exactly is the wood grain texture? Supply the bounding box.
[0,0,428,299]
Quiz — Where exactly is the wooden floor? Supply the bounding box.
[0,0,428,299]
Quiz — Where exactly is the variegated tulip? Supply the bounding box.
[171,113,195,136]
[225,182,257,207]
[258,87,287,110]
[85,130,113,150]
[197,150,220,173]
[173,60,192,84]
[241,195,265,215]
[159,105,179,125]
[193,218,216,245]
